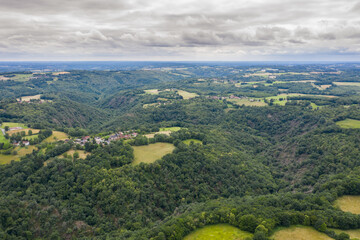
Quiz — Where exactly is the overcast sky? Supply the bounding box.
[0,0,360,61]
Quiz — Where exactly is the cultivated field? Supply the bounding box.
[177,90,198,99]
[228,98,267,107]
[336,119,360,129]
[0,146,37,164]
[183,139,202,145]
[145,127,181,138]
[271,226,333,240]
[334,195,360,214]
[183,224,253,240]
[132,142,175,165]
[44,131,68,142]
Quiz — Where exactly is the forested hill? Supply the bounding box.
[1,63,360,239]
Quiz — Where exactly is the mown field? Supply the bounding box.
[1,122,28,129]
[270,226,333,240]
[17,94,41,102]
[183,224,253,240]
[336,119,360,129]
[132,142,175,165]
[334,195,360,214]
[334,82,360,87]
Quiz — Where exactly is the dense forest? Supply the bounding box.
[1,62,360,239]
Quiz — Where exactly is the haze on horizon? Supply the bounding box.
[0,0,360,61]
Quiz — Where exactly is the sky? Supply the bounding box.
[0,0,360,61]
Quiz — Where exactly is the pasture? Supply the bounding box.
[336,119,360,129]
[183,224,253,240]
[0,146,37,164]
[334,195,360,214]
[132,142,175,165]
[228,98,267,107]
[44,131,68,142]
[183,139,202,145]
[271,226,333,240]
[177,90,198,99]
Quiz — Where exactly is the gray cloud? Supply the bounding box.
[0,0,359,60]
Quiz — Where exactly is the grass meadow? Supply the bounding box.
[183,224,253,240]
[336,119,360,129]
[132,142,175,165]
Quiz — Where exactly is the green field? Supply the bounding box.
[132,143,175,165]
[177,90,199,99]
[183,224,253,240]
[271,226,333,240]
[228,98,267,107]
[11,74,33,82]
[159,127,181,132]
[0,131,7,144]
[183,139,202,145]
[336,119,360,129]
[334,195,360,214]
[23,134,39,140]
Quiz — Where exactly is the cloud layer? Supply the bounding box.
[0,0,360,60]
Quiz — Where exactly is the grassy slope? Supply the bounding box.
[183,224,253,240]
[334,195,360,214]
[336,119,360,129]
[132,143,175,165]
[177,90,198,99]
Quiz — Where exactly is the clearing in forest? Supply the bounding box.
[183,139,202,145]
[183,224,253,240]
[271,226,333,240]
[132,142,175,165]
[17,94,41,102]
[336,119,360,129]
[64,149,89,159]
[334,195,360,214]
[44,131,68,142]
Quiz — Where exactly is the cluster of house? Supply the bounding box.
[108,131,138,141]
[208,95,241,100]
[13,141,30,146]
[65,131,139,146]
